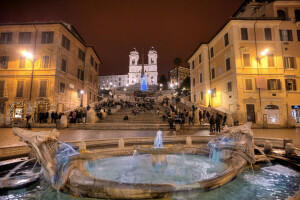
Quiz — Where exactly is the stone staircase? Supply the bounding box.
[98,103,168,124]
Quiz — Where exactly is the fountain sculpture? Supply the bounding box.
[11,124,293,199]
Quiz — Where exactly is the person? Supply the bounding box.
[199,110,203,125]
[215,114,221,133]
[168,115,174,130]
[156,107,160,114]
[82,111,87,123]
[188,110,194,125]
[223,113,227,126]
[51,111,55,123]
[209,115,215,133]
[25,114,31,129]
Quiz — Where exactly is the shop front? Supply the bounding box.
[291,105,300,124]
[10,101,25,123]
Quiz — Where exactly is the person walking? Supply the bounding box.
[222,113,227,126]
[199,109,203,125]
[215,114,221,133]
[209,115,215,133]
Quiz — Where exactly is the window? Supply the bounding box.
[199,54,201,64]
[285,79,296,91]
[89,92,91,100]
[267,79,281,90]
[224,33,229,46]
[226,57,231,71]
[19,32,31,44]
[0,56,9,69]
[245,79,252,90]
[295,10,300,22]
[193,78,195,87]
[241,28,248,40]
[77,89,81,98]
[0,81,5,97]
[60,82,65,93]
[16,80,24,98]
[77,69,84,81]
[200,73,202,83]
[192,60,194,69]
[61,59,67,72]
[218,66,222,75]
[194,94,196,102]
[201,91,203,100]
[95,62,98,72]
[211,88,216,98]
[297,30,300,41]
[264,28,272,41]
[132,60,135,65]
[0,32,12,44]
[41,32,54,44]
[89,74,92,83]
[284,57,295,69]
[210,47,214,58]
[227,82,232,92]
[211,68,215,79]
[243,54,250,67]
[280,30,293,41]
[78,49,85,61]
[19,56,26,68]
[42,56,49,68]
[267,54,274,67]
[39,80,47,97]
[62,35,70,50]
[151,58,154,64]
[90,56,94,66]
[277,10,286,20]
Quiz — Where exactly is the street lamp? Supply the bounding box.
[207,89,212,107]
[21,51,35,100]
[80,90,84,107]
[257,48,269,63]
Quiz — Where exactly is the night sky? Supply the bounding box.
[0,0,244,77]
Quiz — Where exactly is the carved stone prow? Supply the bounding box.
[12,128,60,183]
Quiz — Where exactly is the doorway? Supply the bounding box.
[246,104,255,123]
[291,105,300,124]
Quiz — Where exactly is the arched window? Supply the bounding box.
[277,10,286,20]
[295,9,300,22]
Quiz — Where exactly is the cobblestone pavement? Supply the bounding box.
[0,127,299,148]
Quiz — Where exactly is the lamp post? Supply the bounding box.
[80,90,84,107]
[21,51,35,100]
[207,89,212,107]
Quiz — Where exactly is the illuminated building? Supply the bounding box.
[188,0,300,127]
[0,22,101,126]
[168,66,189,88]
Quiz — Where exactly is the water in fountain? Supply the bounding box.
[53,143,79,188]
[154,130,163,148]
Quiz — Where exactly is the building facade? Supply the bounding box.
[188,0,300,127]
[98,74,128,89]
[98,47,158,90]
[0,22,101,126]
[168,66,190,88]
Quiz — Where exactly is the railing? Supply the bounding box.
[63,97,108,115]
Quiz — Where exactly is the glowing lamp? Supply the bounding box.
[21,51,33,59]
[80,90,84,94]
[207,89,212,94]
[260,49,269,56]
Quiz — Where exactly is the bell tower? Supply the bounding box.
[148,46,157,65]
[129,48,139,66]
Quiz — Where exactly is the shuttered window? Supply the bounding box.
[19,32,31,44]
[0,32,12,44]
[42,56,49,68]
[285,79,296,91]
[62,35,70,50]
[267,54,275,67]
[226,57,231,71]
[279,30,293,41]
[0,81,5,97]
[61,59,67,72]
[241,28,248,40]
[267,79,281,90]
[245,79,252,90]
[39,80,47,97]
[19,56,26,68]
[41,32,54,44]
[16,80,24,98]
[264,28,272,41]
[284,57,295,69]
[243,54,250,67]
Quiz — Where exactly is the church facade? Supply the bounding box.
[98,47,158,90]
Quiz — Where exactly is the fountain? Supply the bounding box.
[9,126,300,200]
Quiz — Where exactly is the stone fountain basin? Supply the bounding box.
[58,147,247,199]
